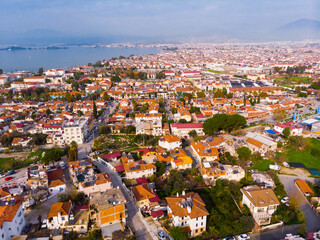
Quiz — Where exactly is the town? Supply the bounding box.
[0,41,320,240]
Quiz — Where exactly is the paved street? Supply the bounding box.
[278,174,320,232]
[93,160,155,240]
[251,224,301,240]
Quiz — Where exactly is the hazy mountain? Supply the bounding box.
[274,18,320,40]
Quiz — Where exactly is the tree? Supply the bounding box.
[236,146,251,165]
[178,119,188,123]
[283,127,291,138]
[46,108,52,117]
[102,92,110,101]
[197,91,206,98]
[170,227,188,240]
[41,148,63,165]
[111,75,121,82]
[99,124,111,135]
[171,107,178,114]
[188,130,197,138]
[203,114,246,135]
[68,141,78,161]
[93,101,98,119]
[155,161,166,177]
[63,231,78,240]
[273,109,286,123]
[298,223,306,238]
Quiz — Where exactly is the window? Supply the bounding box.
[201,222,203,226]
[195,229,198,233]
[62,217,65,220]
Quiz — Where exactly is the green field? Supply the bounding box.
[250,155,274,171]
[279,138,320,170]
[208,70,222,74]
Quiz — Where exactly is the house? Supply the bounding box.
[79,172,113,196]
[27,165,49,189]
[131,183,160,210]
[171,123,204,137]
[166,191,209,236]
[0,197,25,240]
[245,132,277,155]
[171,149,193,170]
[158,135,181,150]
[124,161,156,179]
[191,141,219,162]
[274,122,303,136]
[47,201,72,229]
[47,167,66,194]
[90,188,126,238]
[241,185,280,226]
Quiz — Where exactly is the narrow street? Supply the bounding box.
[93,160,155,240]
[278,174,320,232]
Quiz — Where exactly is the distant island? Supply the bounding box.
[0,46,69,51]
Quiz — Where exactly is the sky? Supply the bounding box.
[1,0,320,41]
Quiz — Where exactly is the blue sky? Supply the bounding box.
[1,0,319,37]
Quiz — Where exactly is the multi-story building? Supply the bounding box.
[63,118,89,144]
[241,185,280,226]
[47,201,72,229]
[166,191,209,237]
[0,197,25,240]
[170,123,204,137]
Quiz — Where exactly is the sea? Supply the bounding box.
[0,46,160,72]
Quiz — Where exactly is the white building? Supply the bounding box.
[0,197,25,240]
[24,76,46,83]
[241,185,280,226]
[47,201,72,229]
[158,135,181,150]
[170,123,204,137]
[166,191,209,237]
[63,118,89,144]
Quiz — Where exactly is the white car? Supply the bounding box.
[0,174,5,179]
[41,219,47,229]
[237,233,250,240]
[281,197,289,204]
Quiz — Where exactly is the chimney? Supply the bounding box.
[182,190,185,196]
[176,192,179,197]
[187,205,191,214]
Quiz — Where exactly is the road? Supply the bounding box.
[93,160,154,240]
[78,100,118,160]
[278,174,320,232]
[251,224,301,240]
[0,167,28,188]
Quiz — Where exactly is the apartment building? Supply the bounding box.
[63,118,89,144]
[166,191,209,237]
[0,197,25,240]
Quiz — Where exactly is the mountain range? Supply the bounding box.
[1,18,320,45]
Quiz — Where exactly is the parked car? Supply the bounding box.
[223,236,236,240]
[8,170,16,175]
[5,176,14,181]
[41,219,47,229]
[24,223,32,233]
[157,230,166,240]
[281,196,289,204]
[0,174,5,178]
[237,233,250,240]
